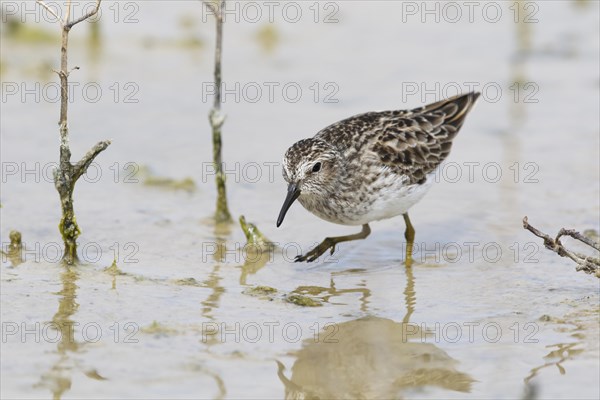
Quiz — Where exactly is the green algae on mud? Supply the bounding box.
[2,17,57,44]
[242,286,323,307]
[243,285,278,301]
[255,24,279,53]
[292,284,371,310]
[239,215,275,251]
[244,285,277,296]
[141,321,179,336]
[137,166,197,192]
[174,277,203,286]
[285,294,323,307]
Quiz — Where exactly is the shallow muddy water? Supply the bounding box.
[1,1,599,399]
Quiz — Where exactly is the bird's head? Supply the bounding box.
[277,138,342,227]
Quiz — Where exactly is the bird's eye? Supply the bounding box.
[312,162,322,173]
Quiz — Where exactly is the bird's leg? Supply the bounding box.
[295,224,371,263]
[403,213,415,267]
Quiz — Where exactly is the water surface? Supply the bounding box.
[1,1,599,398]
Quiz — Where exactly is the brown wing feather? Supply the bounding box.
[370,92,480,184]
[314,92,480,184]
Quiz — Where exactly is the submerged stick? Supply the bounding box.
[523,217,600,277]
[37,0,110,265]
[204,0,232,223]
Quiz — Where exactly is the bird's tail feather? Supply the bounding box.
[416,92,480,130]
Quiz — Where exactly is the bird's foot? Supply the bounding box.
[295,238,337,263]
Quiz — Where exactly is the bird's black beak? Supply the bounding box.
[277,183,300,227]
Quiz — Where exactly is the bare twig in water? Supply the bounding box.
[37,0,110,265]
[204,0,232,223]
[522,217,600,277]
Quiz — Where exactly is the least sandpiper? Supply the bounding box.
[277,92,480,264]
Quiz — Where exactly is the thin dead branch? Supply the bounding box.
[66,0,101,28]
[36,0,110,265]
[37,0,63,27]
[203,0,232,223]
[523,217,600,277]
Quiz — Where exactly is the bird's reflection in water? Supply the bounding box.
[278,267,473,399]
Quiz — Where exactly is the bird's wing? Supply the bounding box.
[365,92,480,184]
